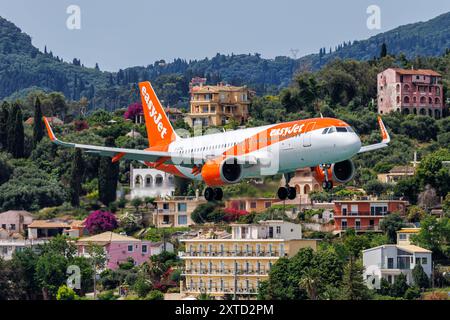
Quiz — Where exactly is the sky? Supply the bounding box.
[0,0,449,71]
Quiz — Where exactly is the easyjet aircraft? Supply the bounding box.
[43,81,390,201]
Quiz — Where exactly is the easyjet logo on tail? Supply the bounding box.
[141,85,168,140]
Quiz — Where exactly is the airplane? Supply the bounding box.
[43,81,390,202]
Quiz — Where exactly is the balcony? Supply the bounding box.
[182,268,268,276]
[184,286,258,295]
[178,251,282,258]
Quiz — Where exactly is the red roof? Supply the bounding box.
[391,68,441,76]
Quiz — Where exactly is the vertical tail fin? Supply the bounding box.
[139,81,179,148]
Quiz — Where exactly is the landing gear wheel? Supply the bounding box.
[327,181,333,190]
[213,188,223,201]
[204,187,214,201]
[277,187,288,200]
[287,187,296,200]
[322,181,333,191]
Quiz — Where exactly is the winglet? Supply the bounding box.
[377,116,390,144]
[43,117,57,141]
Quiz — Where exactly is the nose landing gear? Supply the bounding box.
[204,187,223,201]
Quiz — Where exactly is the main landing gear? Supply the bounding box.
[320,164,334,191]
[204,187,223,201]
[277,172,296,201]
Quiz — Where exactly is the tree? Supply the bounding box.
[379,213,405,244]
[56,285,79,300]
[298,267,320,300]
[7,103,24,158]
[341,258,370,300]
[412,264,429,289]
[394,176,420,205]
[35,253,68,299]
[410,216,450,260]
[98,137,119,206]
[363,180,387,197]
[0,101,9,150]
[416,149,450,197]
[33,97,44,148]
[145,290,164,300]
[0,153,12,185]
[133,276,152,298]
[380,43,387,58]
[391,273,409,297]
[85,210,118,234]
[406,205,426,223]
[378,278,392,296]
[69,149,85,207]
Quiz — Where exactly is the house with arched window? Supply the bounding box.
[130,166,175,199]
[377,68,444,118]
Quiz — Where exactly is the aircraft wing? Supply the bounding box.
[358,116,391,153]
[43,117,201,166]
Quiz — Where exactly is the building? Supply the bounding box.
[396,227,421,246]
[185,82,252,127]
[153,196,206,228]
[130,166,175,199]
[165,107,184,123]
[377,166,416,184]
[28,219,85,240]
[363,228,432,288]
[179,220,318,298]
[224,198,277,213]
[377,68,444,118]
[0,210,34,236]
[0,239,47,260]
[333,199,408,233]
[149,241,175,255]
[76,231,159,270]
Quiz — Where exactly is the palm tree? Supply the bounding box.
[299,267,320,300]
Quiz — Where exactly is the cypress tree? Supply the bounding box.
[33,97,44,148]
[380,42,387,58]
[7,103,19,156]
[341,258,369,300]
[70,149,85,207]
[0,101,9,150]
[10,106,24,158]
[98,137,119,206]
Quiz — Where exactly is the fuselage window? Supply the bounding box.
[328,127,336,134]
[336,127,347,133]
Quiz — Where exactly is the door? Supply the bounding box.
[302,122,316,147]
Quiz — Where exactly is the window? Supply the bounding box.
[142,245,148,254]
[265,202,271,209]
[415,257,421,265]
[177,203,187,212]
[347,126,355,133]
[178,215,187,225]
[422,257,427,265]
[387,257,394,269]
[127,245,133,252]
[341,220,347,229]
[276,226,281,234]
[10,224,16,230]
[250,202,257,209]
[322,128,329,134]
[327,127,336,134]
[399,234,407,240]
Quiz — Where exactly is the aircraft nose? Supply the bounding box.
[349,133,362,153]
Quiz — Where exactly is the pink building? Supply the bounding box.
[377,68,444,118]
[76,231,156,270]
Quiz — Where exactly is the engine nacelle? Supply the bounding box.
[312,159,355,185]
[201,158,243,186]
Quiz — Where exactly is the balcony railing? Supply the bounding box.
[184,286,258,294]
[340,225,380,231]
[182,268,268,276]
[179,251,283,258]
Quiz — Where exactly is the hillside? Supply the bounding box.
[0,11,448,110]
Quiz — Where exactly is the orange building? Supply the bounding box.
[333,200,408,232]
[224,198,278,213]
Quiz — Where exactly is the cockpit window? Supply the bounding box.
[327,127,336,134]
[322,128,329,134]
[347,126,355,133]
[336,127,347,133]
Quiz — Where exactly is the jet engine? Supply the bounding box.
[201,158,243,186]
[312,159,355,185]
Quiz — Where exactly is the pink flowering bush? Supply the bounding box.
[85,210,118,234]
[124,103,143,122]
[223,208,249,222]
